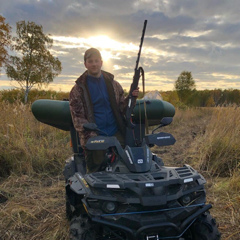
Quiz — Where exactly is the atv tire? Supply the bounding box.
[182,211,221,240]
[66,195,73,221]
[70,214,96,240]
[66,192,86,221]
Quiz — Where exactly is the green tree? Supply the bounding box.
[212,89,223,106]
[6,21,62,103]
[205,95,215,107]
[0,15,11,71]
[175,71,196,104]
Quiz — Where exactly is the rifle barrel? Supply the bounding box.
[135,20,147,71]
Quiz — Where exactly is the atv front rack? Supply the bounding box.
[69,164,206,207]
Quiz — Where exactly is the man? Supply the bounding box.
[69,48,139,173]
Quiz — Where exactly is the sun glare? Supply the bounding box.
[87,35,138,61]
[51,35,139,62]
[88,35,120,49]
[100,50,112,61]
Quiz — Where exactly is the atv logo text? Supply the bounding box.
[90,140,105,143]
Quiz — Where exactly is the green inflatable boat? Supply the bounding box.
[31,99,175,131]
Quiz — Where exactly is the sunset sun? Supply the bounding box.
[87,35,138,61]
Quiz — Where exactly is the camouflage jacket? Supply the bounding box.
[69,70,129,147]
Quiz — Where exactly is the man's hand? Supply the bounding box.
[132,87,139,97]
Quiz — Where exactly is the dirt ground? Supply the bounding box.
[0,108,239,239]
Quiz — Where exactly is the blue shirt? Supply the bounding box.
[87,74,118,136]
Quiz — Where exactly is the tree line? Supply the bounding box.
[171,71,240,107]
[162,88,240,107]
[1,88,240,108]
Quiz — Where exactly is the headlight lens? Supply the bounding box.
[181,194,192,205]
[102,201,118,214]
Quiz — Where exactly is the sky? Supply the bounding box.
[0,0,240,92]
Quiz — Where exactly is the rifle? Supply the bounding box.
[125,20,147,146]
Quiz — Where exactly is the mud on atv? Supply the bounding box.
[63,118,221,240]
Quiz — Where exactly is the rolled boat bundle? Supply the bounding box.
[132,99,175,126]
[32,99,72,131]
[31,99,175,131]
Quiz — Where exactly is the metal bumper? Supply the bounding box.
[91,204,212,240]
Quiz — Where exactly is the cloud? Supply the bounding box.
[1,0,240,91]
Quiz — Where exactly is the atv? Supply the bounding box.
[62,117,221,240]
[32,95,221,240]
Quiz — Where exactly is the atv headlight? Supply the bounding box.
[180,194,192,205]
[102,201,118,214]
[179,190,206,206]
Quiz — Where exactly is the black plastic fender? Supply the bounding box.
[69,173,89,195]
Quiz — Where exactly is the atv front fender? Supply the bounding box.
[68,173,88,195]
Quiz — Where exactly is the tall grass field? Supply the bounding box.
[0,100,240,239]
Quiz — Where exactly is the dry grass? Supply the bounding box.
[192,107,240,177]
[0,174,69,240]
[183,107,240,239]
[0,100,71,239]
[0,101,71,176]
[153,107,213,166]
[157,107,240,240]
[0,103,240,239]
[206,176,240,240]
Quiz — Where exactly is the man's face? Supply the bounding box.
[84,54,103,77]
